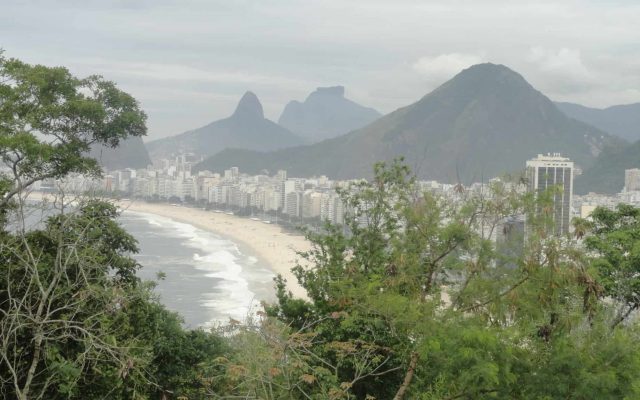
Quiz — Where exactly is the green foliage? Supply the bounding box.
[109,287,227,399]
[213,317,346,399]
[0,54,227,400]
[0,200,138,398]
[0,52,147,209]
[579,204,640,327]
[0,200,227,399]
[262,160,640,399]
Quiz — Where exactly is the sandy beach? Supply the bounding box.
[26,192,311,299]
[118,200,311,299]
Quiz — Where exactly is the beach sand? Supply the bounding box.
[26,192,310,299]
[119,201,311,299]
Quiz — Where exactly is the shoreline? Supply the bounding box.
[26,192,310,299]
[118,201,310,299]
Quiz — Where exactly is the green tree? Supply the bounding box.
[0,200,143,399]
[0,55,227,400]
[578,204,640,328]
[0,53,146,399]
[0,52,146,210]
[261,160,640,399]
[0,198,228,399]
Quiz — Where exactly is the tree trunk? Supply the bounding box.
[393,352,419,400]
[611,305,637,329]
[21,330,44,400]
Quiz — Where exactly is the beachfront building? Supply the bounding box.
[285,191,302,217]
[320,192,345,225]
[302,191,323,219]
[51,151,640,233]
[195,175,220,202]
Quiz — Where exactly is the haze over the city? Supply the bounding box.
[2,0,639,140]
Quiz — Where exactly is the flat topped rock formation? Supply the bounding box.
[278,85,381,142]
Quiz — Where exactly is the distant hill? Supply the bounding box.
[90,136,151,171]
[576,141,640,194]
[278,86,381,142]
[556,102,640,142]
[196,63,617,183]
[146,92,305,160]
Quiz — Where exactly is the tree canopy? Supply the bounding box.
[218,160,640,399]
[577,204,640,328]
[0,52,147,209]
[0,55,225,400]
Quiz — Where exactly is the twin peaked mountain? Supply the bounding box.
[195,63,617,184]
[146,86,382,160]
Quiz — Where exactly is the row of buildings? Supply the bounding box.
[44,155,348,225]
[35,153,640,235]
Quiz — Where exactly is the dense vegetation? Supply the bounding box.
[0,53,225,400]
[2,55,640,399]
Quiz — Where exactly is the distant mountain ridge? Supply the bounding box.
[278,86,381,142]
[196,63,618,182]
[575,141,640,194]
[557,101,640,193]
[90,136,151,171]
[146,92,305,160]
[555,102,640,142]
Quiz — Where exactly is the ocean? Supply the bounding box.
[19,201,277,328]
[118,211,277,328]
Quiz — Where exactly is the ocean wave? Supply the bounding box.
[121,210,272,327]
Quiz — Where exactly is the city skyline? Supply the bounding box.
[46,150,633,225]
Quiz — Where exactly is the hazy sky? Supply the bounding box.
[2,0,639,140]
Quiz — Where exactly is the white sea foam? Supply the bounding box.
[146,218,163,227]
[123,210,272,327]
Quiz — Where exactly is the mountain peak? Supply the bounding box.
[463,62,514,73]
[308,86,345,99]
[232,91,264,119]
[450,63,531,89]
[417,62,536,108]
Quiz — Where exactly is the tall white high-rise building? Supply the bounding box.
[526,153,574,235]
[625,168,640,192]
[230,167,239,180]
